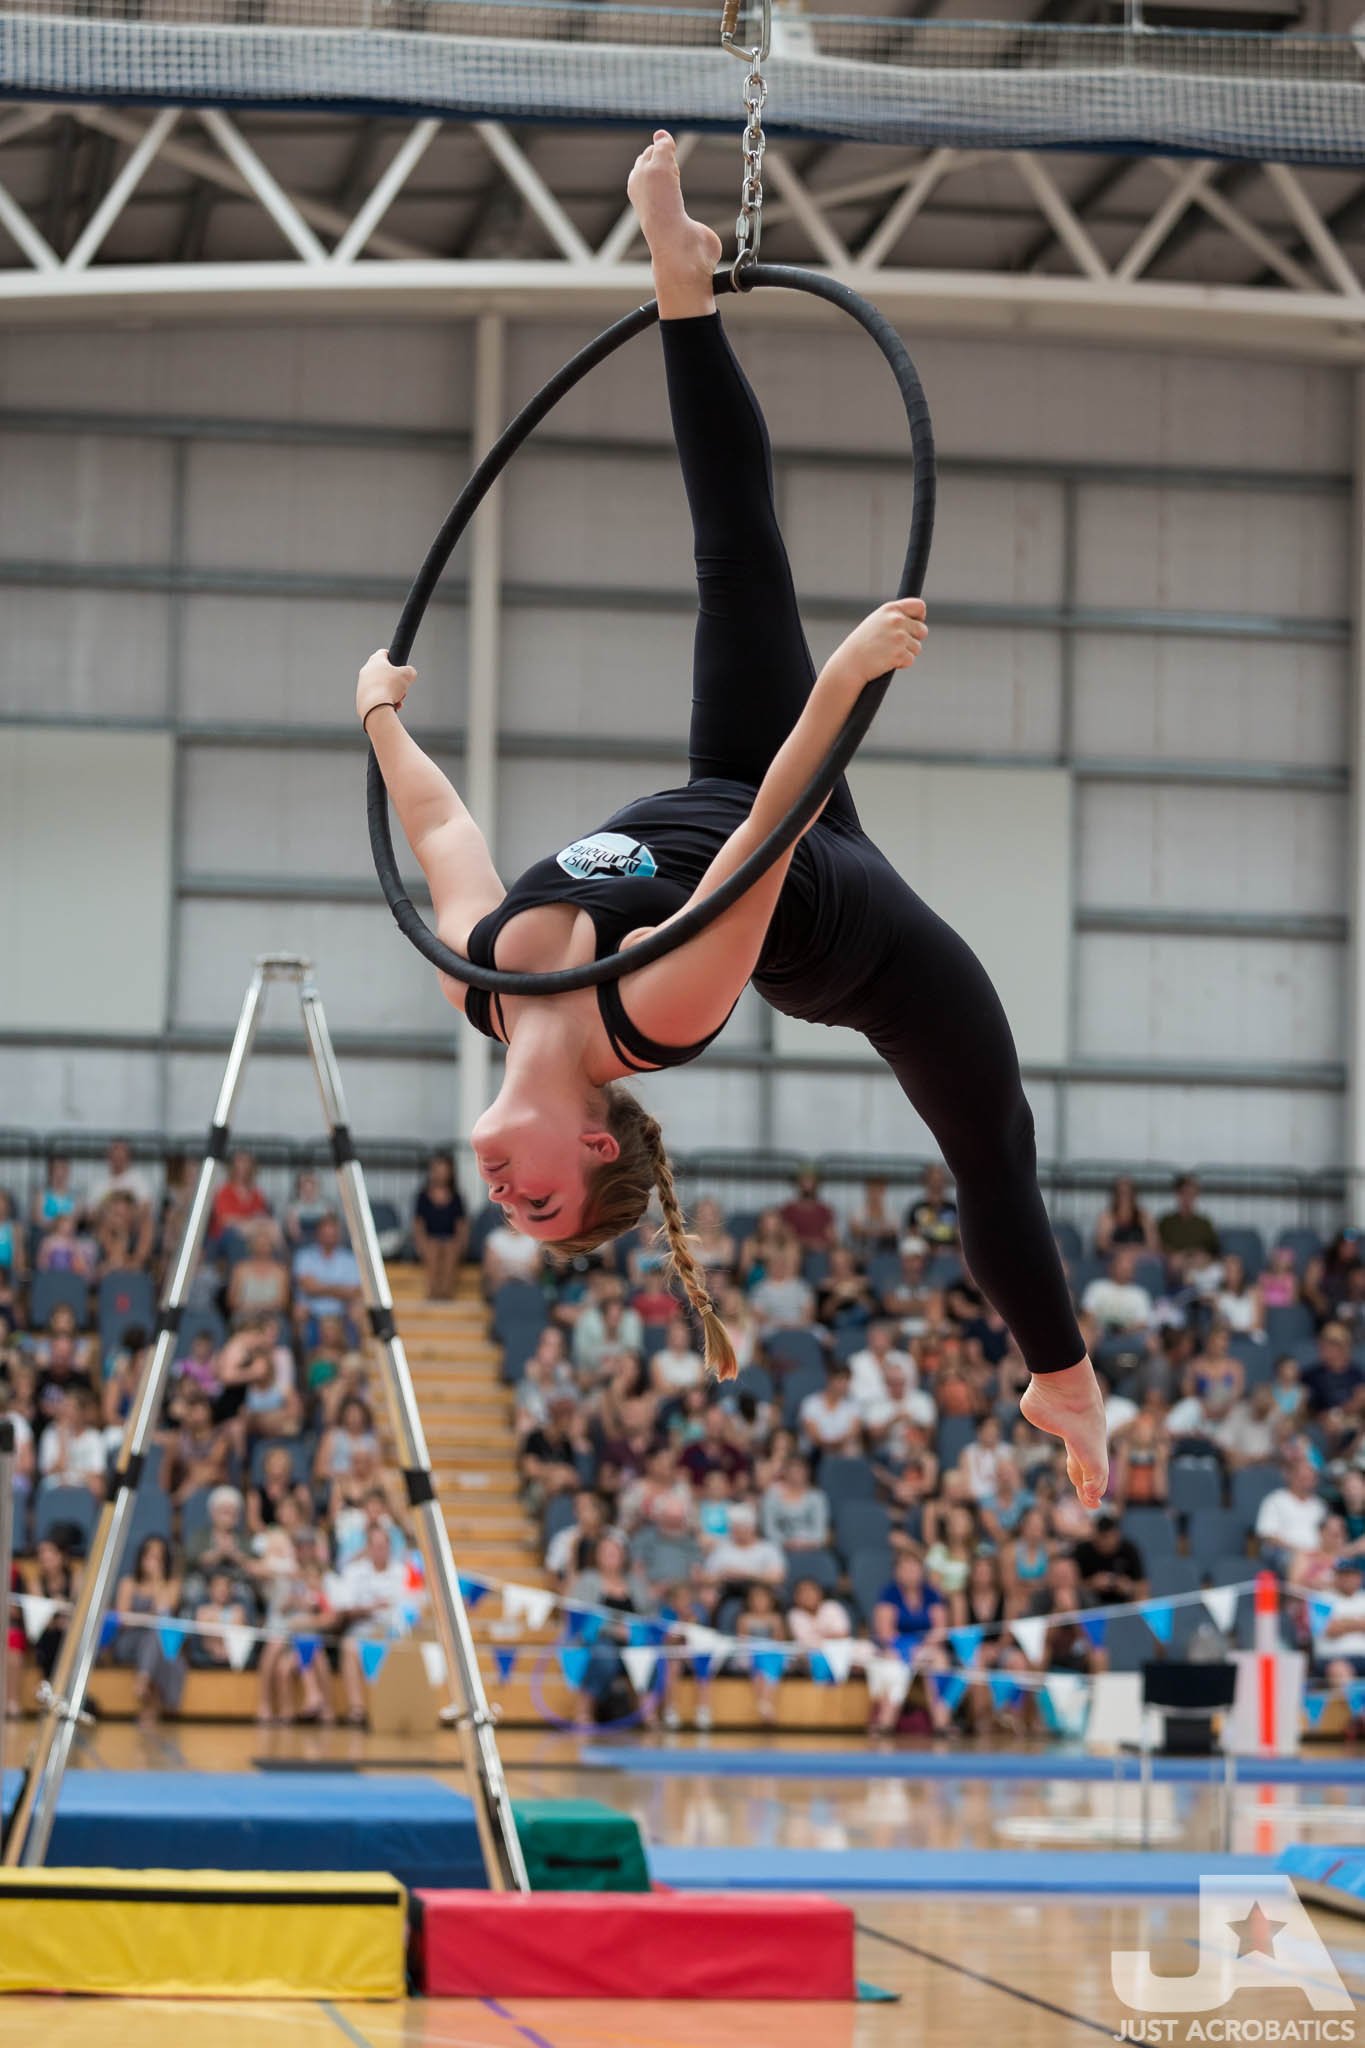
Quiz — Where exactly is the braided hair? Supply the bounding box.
[549,1084,739,1381]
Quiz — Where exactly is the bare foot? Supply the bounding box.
[1020,1357,1109,1511]
[627,130,723,319]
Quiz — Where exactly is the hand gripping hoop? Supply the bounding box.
[367,264,935,996]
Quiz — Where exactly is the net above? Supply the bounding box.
[0,3,1361,166]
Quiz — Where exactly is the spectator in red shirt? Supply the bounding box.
[780,1169,837,1252]
[211,1151,271,1240]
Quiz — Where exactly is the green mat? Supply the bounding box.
[511,1800,651,1893]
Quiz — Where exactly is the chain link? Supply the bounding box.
[733,64,767,281]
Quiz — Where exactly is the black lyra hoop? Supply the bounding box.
[367,263,935,995]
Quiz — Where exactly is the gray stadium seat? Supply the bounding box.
[33,1485,98,1551]
[98,1269,156,1356]
[491,1280,547,1340]
[542,1494,577,1542]
[935,1414,977,1470]
[1102,1613,1154,1673]
[174,1307,227,1359]
[850,1546,896,1623]
[726,1211,760,1249]
[866,1253,901,1302]
[1120,1506,1177,1556]
[248,1435,313,1487]
[766,1328,825,1377]
[1133,1255,1167,1297]
[1147,1557,1200,1599]
[1187,1509,1246,1563]
[833,1499,892,1557]
[1052,1220,1082,1262]
[1230,1464,1282,1526]
[1167,1461,1224,1517]
[782,1360,829,1428]
[468,1205,503,1259]
[732,1363,774,1405]
[29,1270,91,1330]
[1264,1303,1315,1352]
[819,1456,879,1505]
[179,1486,215,1556]
[1219,1227,1266,1281]
[1275,1228,1323,1276]
[125,1487,174,1556]
[801,1250,830,1287]
[783,1548,841,1595]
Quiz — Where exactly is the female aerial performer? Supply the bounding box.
[358,132,1108,1507]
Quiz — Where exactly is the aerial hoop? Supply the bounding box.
[367,261,936,995]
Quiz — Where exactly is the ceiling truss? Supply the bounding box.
[0,102,1360,355]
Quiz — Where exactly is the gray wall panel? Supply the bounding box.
[1075,932,1345,1065]
[1063,1081,1345,1171]
[1071,634,1347,769]
[185,441,464,578]
[175,899,453,1036]
[180,593,467,728]
[166,1048,459,1145]
[0,589,169,720]
[1074,483,1348,620]
[0,430,172,563]
[1075,784,1348,917]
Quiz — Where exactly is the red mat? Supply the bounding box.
[413,1889,856,2000]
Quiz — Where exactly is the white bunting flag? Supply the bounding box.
[871,1654,911,1710]
[224,1626,254,1672]
[1010,1616,1049,1667]
[21,1597,56,1644]
[1201,1585,1240,1636]
[820,1639,856,1685]
[502,1585,555,1633]
[1044,1671,1089,1735]
[684,1625,724,1658]
[420,1642,448,1688]
[623,1648,658,1696]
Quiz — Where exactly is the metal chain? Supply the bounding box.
[733,62,767,281]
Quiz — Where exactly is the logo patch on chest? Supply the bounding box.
[556,832,658,882]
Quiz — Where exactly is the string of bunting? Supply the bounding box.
[8,1570,1359,1729]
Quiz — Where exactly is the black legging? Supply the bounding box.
[661,312,1083,1378]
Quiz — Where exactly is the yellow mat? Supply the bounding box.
[0,1867,406,1998]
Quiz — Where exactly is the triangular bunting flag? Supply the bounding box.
[558,1647,590,1688]
[493,1648,518,1684]
[1010,1616,1048,1666]
[224,1626,254,1672]
[420,1642,447,1688]
[1143,1600,1175,1646]
[684,1624,722,1682]
[629,1618,668,1648]
[622,1647,658,1696]
[504,1585,555,1633]
[295,1634,320,1672]
[1201,1585,1239,1636]
[1346,1680,1365,1718]
[1080,1616,1107,1649]
[932,1671,968,1713]
[99,1614,120,1651]
[948,1626,984,1666]
[1043,1671,1089,1735]
[988,1673,1022,1711]
[1308,1597,1336,1637]
[810,1652,833,1685]
[21,1597,56,1644]
[157,1621,188,1660]
[753,1648,786,1683]
[820,1639,856,1685]
[359,1639,388,1682]
[580,1614,603,1648]
[1302,1691,1329,1729]
[562,1609,586,1644]
[458,1575,488,1611]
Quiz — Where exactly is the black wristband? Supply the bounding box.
[362,701,400,735]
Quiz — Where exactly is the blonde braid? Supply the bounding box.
[643,1118,739,1383]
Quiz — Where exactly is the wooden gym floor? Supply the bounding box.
[3,1721,1364,2045]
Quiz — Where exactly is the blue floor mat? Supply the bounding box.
[2,1768,483,1890]
[588,1745,1365,1786]
[648,1845,1276,1893]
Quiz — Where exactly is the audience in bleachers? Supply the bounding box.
[6,1140,1365,1739]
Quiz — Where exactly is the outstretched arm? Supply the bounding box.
[358,652,505,1004]
[618,600,928,1046]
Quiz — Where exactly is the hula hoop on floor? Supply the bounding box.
[367,263,936,995]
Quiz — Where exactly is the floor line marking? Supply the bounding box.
[320,2000,381,2048]
[482,1995,560,2048]
[856,1919,1114,2037]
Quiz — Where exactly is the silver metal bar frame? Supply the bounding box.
[5,954,524,1887]
[4,964,271,1865]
